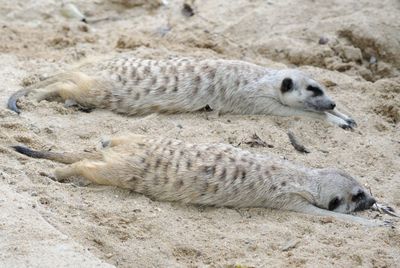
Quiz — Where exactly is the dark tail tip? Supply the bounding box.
[7,98,21,114]
[7,89,30,114]
[12,145,45,159]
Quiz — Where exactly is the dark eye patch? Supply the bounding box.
[351,191,365,202]
[281,78,293,93]
[307,85,323,96]
[328,197,341,211]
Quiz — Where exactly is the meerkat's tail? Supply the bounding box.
[7,89,30,114]
[12,145,101,164]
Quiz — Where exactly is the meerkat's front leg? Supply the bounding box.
[298,204,384,227]
[327,109,357,128]
[270,105,354,129]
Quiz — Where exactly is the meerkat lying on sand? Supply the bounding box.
[8,56,356,129]
[13,134,382,226]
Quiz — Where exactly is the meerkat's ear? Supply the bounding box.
[281,78,293,93]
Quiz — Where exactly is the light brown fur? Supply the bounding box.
[14,134,381,226]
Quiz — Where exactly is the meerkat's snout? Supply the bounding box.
[308,98,336,112]
[353,194,376,212]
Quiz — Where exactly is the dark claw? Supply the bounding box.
[101,139,111,148]
[340,123,354,130]
[346,118,357,128]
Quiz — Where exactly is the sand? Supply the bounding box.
[0,0,399,267]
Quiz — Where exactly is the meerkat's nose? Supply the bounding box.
[330,102,336,110]
[367,197,376,208]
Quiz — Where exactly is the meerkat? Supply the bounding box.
[8,55,356,129]
[12,134,382,226]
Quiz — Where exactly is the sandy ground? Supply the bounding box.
[0,0,399,267]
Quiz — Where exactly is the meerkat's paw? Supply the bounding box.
[101,138,111,148]
[64,99,93,113]
[327,109,357,129]
[345,118,357,128]
[339,122,355,130]
[325,113,355,130]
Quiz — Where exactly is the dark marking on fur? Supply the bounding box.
[256,164,261,172]
[307,85,323,96]
[235,79,240,87]
[281,78,293,93]
[193,75,201,95]
[158,86,167,93]
[212,184,219,194]
[204,165,216,176]
[155,158,161,169]
[232,166,240,182]
[143,66,151,76]
[173,75,179,92]
[103,92,112,102]
[241,171,246,182]
[175,179,184,189]
[208,68,216,81]
[186,160,192,170]
[163,176,169,184]
[281,181,286,187]
[141,163,150,178]
[249,182,255,190]
[130,67,137,78]
[219,167,227,181]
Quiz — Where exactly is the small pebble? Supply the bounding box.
[369,56,377,65]
[182,3,194,17]
[318,36,329,45]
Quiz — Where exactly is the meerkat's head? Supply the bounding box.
[314,168,376,214]
[275,70,336,112]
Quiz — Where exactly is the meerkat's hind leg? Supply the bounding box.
[64,99,93,113]
[295,204,385,227]
[55,159,114,186]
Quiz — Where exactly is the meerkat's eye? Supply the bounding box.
[328,197,341,211]
[306,85,323,96]
[281,78,293,93]
[351,191,365,202]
